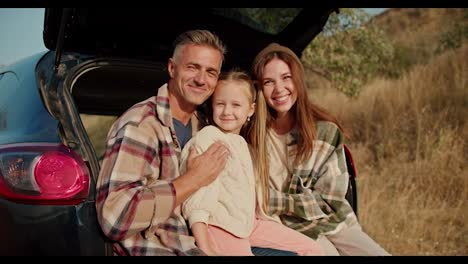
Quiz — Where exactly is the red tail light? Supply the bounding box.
[0,143,90,205]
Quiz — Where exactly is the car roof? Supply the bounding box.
[43,8,336,70]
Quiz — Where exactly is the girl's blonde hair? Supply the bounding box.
[245,84,269,213]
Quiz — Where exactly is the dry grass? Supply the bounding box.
[309,43,468,255]
[373,8,465,47]
[80,114,117,157]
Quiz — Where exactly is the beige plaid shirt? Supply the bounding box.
[95,84,206,255]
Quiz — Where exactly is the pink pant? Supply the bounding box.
[206,217,324,256]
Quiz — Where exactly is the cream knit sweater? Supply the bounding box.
[180,125,257,238]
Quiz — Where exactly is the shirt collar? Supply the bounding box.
[156,83,206,136]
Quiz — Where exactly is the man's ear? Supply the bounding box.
[168,58,175,78]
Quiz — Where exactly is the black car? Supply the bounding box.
[0,8,356,256]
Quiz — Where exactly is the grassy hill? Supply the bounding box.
[372,8,465,45]
[308,8,468,255]
[373,8,467,74]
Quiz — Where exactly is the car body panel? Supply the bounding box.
[0,199,109,255]
[0,52,60,145]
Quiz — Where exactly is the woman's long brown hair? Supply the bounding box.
[249,43,344,213]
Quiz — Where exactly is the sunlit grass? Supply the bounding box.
[309,44,468,255]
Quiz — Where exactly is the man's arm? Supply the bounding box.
[96,124,229,241]
[96,124,175,241]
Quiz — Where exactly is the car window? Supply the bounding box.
[211,8,302,35]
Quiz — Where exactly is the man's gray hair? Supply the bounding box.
[173,29,227,61]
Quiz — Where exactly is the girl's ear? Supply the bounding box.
[249,102,256,118]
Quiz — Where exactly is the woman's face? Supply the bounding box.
[261,58,297,118]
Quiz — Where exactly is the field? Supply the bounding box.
[309,42,467,256]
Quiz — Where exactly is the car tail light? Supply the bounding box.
[0,143,90,205]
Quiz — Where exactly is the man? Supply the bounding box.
[95,30,230,256]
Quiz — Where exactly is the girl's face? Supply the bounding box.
[261,58,297,118]
[212,80,255,134]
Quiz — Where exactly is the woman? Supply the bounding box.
[247,43,390,256]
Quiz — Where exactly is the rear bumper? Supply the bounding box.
[0,199,111,255]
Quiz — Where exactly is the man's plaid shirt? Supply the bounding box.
[267,121,359,239]
[95,84,206,256]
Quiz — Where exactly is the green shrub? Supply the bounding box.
[302,8,395,97]
[436,21,468,54]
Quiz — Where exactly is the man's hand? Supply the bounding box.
[186,141,230,188]
[173,141,229,207]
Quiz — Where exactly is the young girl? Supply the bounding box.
[180,70,324,256]
[248,43,390,256]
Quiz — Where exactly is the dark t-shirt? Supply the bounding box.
[173,118,192,149]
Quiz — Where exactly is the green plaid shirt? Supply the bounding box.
[267,121,358,239]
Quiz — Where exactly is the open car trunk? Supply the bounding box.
[41,8,338,167]
[43,8,337,116]
[44,8,336,73]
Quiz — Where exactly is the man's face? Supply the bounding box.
[168,44,223,107]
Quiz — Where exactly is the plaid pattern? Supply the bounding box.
[267,121,358,240]
[95,84,205,256]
